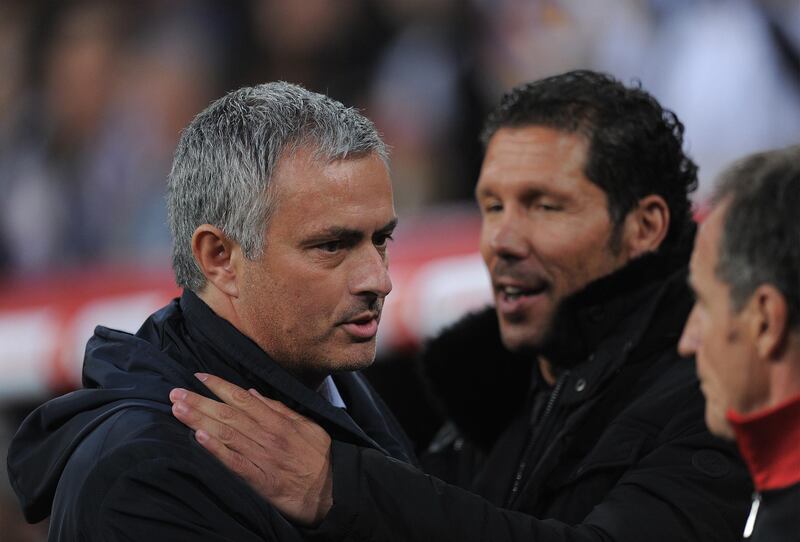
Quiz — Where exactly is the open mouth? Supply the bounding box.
[494,281,550,318]
[498,283,548,301]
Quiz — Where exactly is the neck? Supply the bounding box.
[538,357,558,386]
[767,349,800,409]
[197,287,327,390]
[197,287,241,329]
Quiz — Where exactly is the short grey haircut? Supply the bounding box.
[712,145,800,327]
[167,82,389,291]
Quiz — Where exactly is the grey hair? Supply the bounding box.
[712,145,800,327]
[167,82,389,291]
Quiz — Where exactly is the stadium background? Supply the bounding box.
[2,1,799,539]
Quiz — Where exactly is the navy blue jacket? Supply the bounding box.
[7,290,415,541]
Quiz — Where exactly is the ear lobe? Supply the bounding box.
[751,284,790,361]
[191,225,241,298]
[623,195,670,259]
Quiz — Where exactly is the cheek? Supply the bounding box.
[698,324,741,397]
[542,233,616,288]
[478,223,499,263]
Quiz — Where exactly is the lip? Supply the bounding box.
[492,278,550,318]
[496,288,549,318]
[340,312,380,340]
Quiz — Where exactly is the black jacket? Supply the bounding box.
[746,483,800,541]
[730,393,800,541]
[311,252,753,541]
[7,290,415,541]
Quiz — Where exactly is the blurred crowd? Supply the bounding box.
[1,0,800,539]
[0,0,799,280]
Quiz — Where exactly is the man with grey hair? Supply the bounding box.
[679,145,800,541]
[7,82,414,541]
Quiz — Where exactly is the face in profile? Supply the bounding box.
[476,126,631,353]
[679,203,769,439]
[236,147,396,386]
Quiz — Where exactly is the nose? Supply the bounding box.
[350,245,392,299]
[678,305,700,357]
[485,215,530,261]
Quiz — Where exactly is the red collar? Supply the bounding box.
[727,394,800,492]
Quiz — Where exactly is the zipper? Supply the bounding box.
[742,492,761,539]
[505,371,569,508]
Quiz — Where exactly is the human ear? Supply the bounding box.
[749,284,790,361]
[622,194,670,258]
[191,225,241,298]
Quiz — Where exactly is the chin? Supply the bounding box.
[498,319,548,354]
[329,346,377,372]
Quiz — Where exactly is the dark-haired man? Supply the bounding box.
[679,146,800,541]
[170,71,751,541]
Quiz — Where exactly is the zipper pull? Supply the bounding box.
[742,492,761,538]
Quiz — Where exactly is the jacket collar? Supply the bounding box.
[540,248,692,404]
[728,393,800,492]
[540,248,688,369]
[420,245,693,445]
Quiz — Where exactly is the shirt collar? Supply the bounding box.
[318,376,347,409]
[727,393,800,492]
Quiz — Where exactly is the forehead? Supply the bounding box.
[269,148,395,231]
[690,202,727,280]
[476,125,595,195]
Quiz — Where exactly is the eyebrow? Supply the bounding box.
[475,186,493,200]
[475,185,568,202]
[307,218,398,243]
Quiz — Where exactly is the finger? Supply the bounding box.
[248,388,305,422]
[193,429,276,494]
[170,384,288,438]
[195,373,290,424]
[172,399,276,459]
[248,389,332,457]
[169,387,268,439]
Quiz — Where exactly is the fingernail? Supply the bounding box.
[173,402,189,415]
[195,372,209,382]
[248,388,262,397]
[169,388,187,402]
[196,430,209,443]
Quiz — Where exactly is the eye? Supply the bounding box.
[317,241,342,253]
[482,201,503,214]
[535,202,560,212]
[374,233,394,249]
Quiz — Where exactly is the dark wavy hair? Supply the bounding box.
[481,70,698,253]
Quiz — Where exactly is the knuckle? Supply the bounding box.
[270,432,290,453]
[232,386,251,404]
[230,452,249,475]
[217,423,237,444]
[217,404,237,422]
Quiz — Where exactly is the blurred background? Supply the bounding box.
[1,0,799,538]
